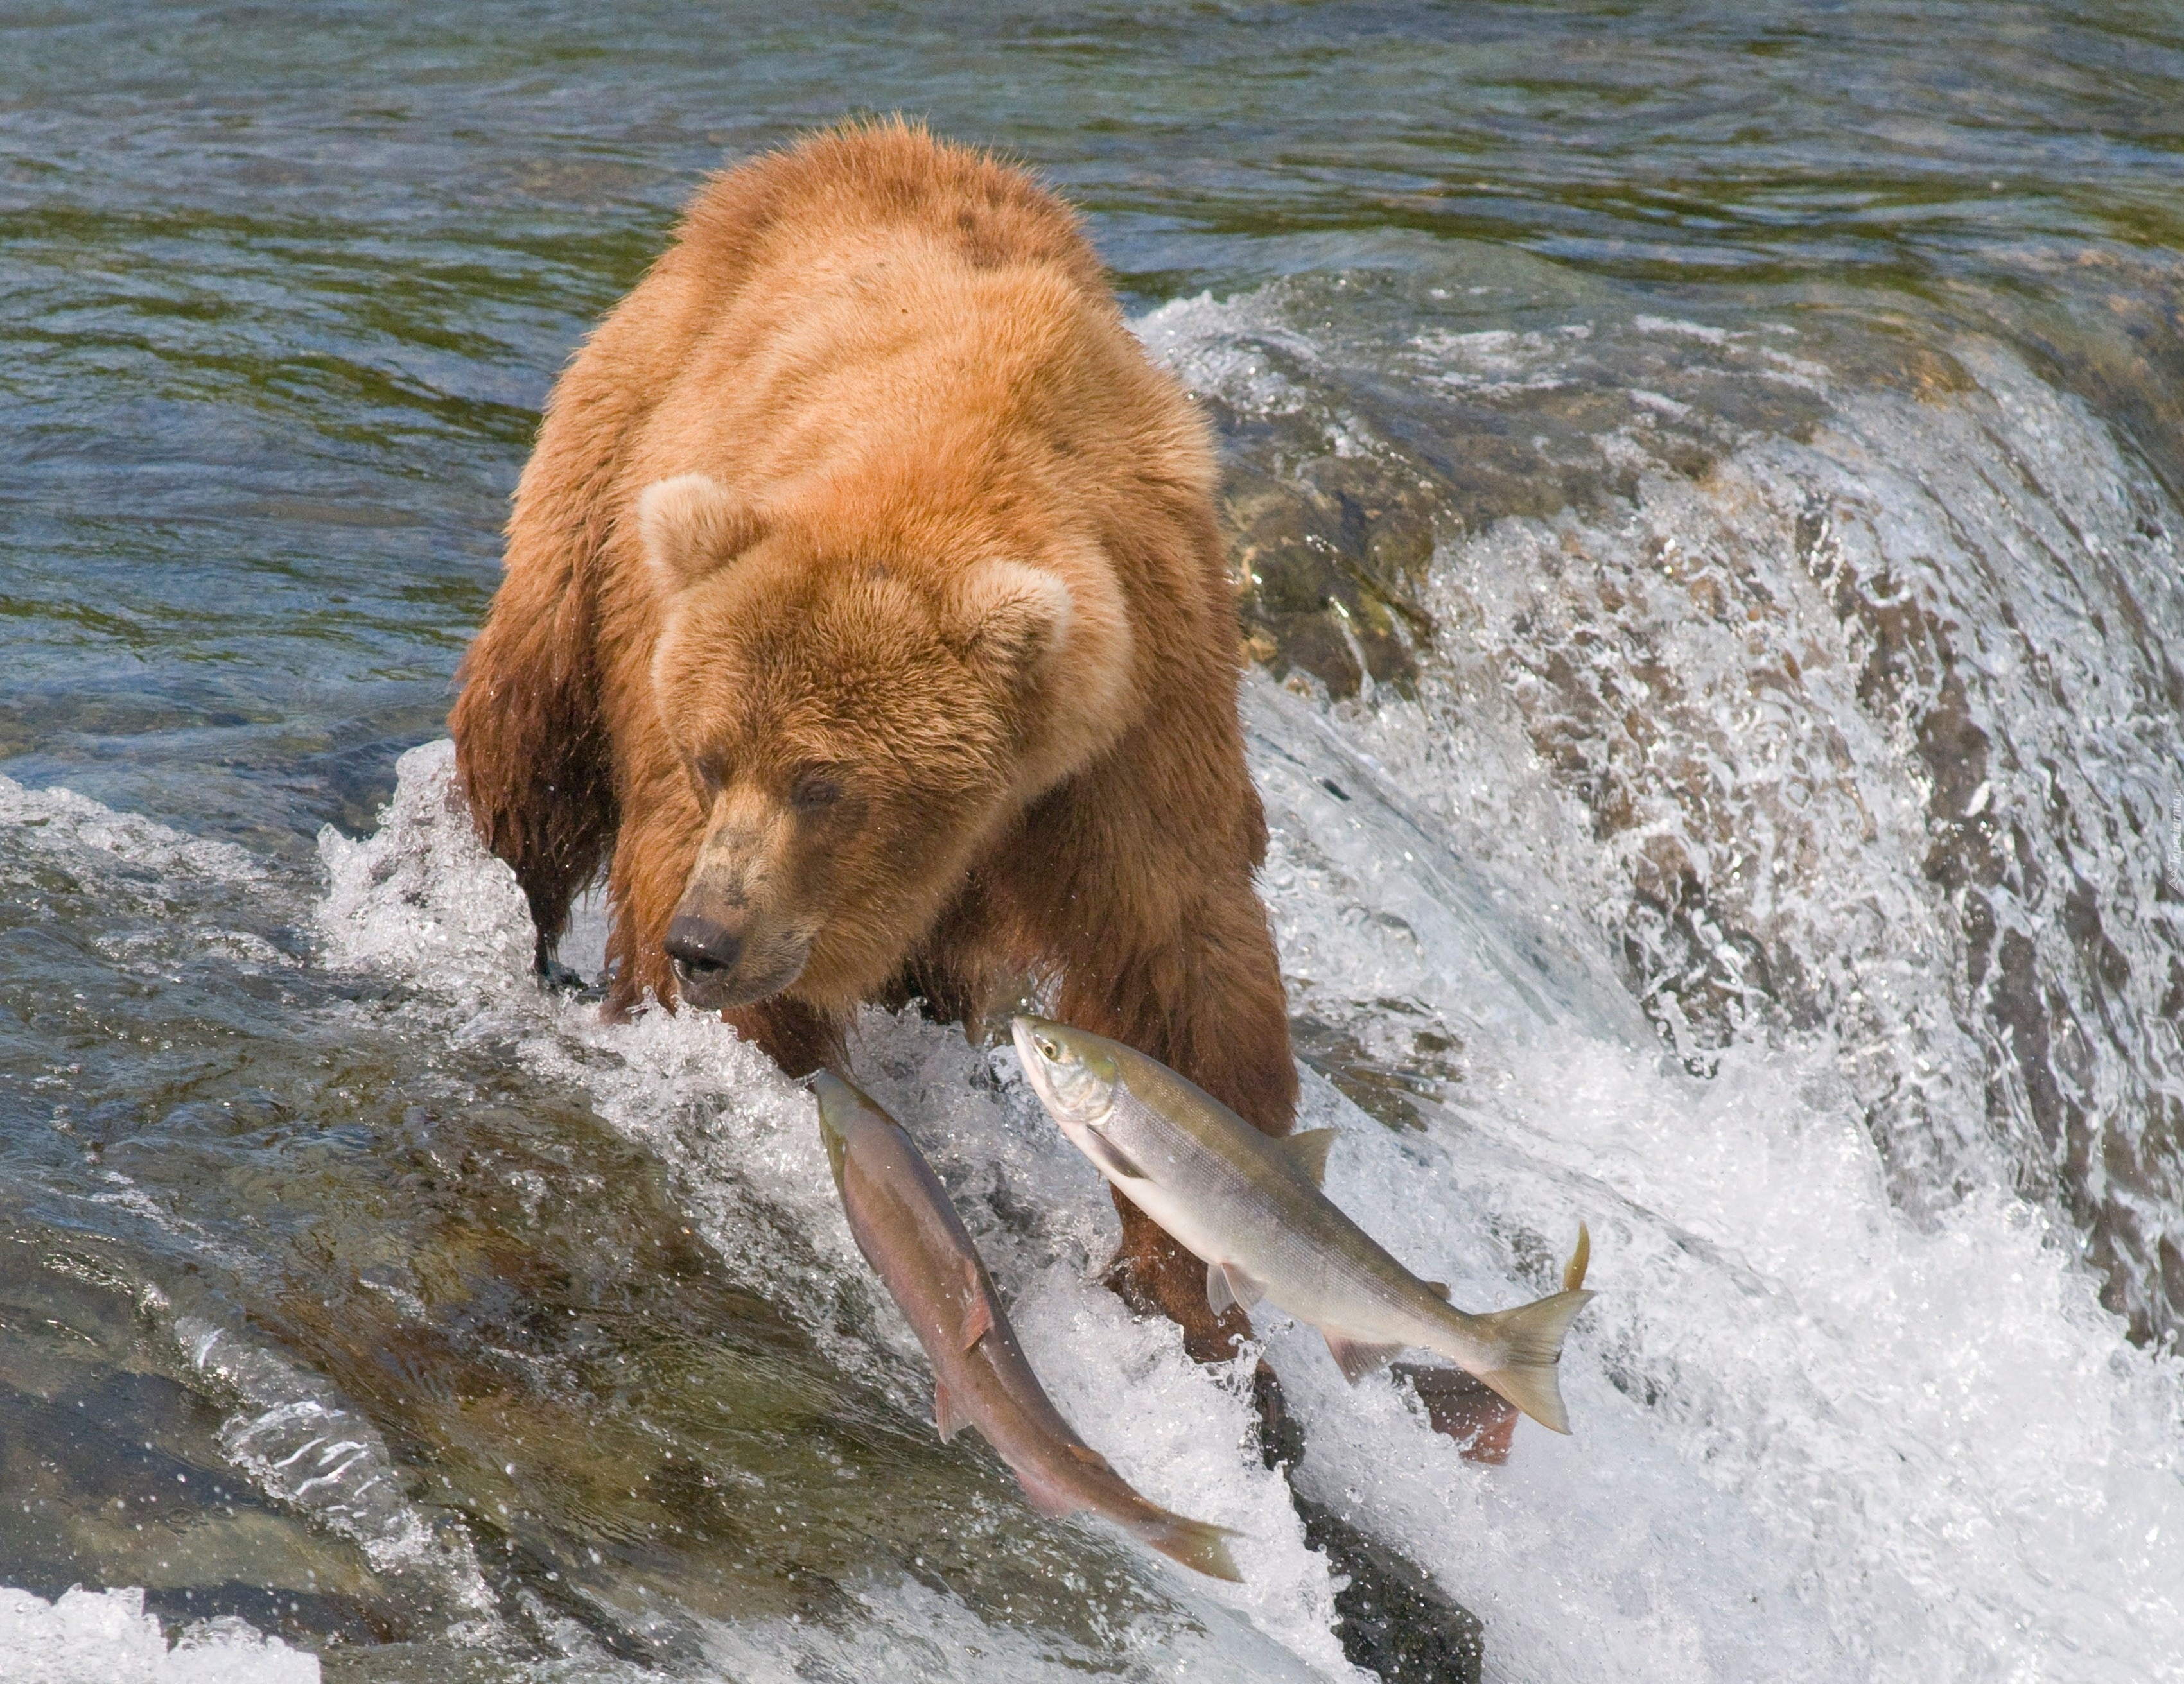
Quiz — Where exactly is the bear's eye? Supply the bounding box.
[692,754,729,794]
[790,770,844,811]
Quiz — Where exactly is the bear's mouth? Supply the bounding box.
[671,953,788,1010]
[668,951,734,1007]
[666,925,810,1010]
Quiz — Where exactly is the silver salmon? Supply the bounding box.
[814,1070,1243,1579]
[1011,1016,1594,1435]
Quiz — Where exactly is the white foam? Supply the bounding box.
[0,775,293,987]
[315,661,2184,1681]
[296,297,2184,1681]
[1405,326,1582,395]
[0,775,263,888]
[1256,1036,2184,1681]
[700,1568,1334,1684]
[313,753,1370,1680]
[0,1586,319,1684]
[1242,676,1649,1055]
[1214,323,2184,1674]
[1630,314,1736,347]
[1135,289,1320,418]
[1135,290,1377,457]
[176,1316,494,1621]
[315,738,537,1005]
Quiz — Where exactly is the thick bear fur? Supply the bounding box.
[450,121,1298,1357]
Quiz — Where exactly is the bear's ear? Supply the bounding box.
[638,473,766,595]
[949,560,1074,679]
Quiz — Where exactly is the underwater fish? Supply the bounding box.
[1011,1016,1594,1434]
[814,1069,1243,1580]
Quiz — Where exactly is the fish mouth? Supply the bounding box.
[1010,1015,1065,1104]
[1010,1014,1113,1125]
[811,1069,859,1185]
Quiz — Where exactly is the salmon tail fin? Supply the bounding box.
[1013,1469,1243,1580]
[1463,1288,1594,1435]
[1129,1507,1246,1583]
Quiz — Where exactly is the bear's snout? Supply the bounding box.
[662,885,815,1008]
[665,912,742,980]
[665,908,786,1009]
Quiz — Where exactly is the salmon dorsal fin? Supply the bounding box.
[1323,1331,1404,1385]
[1207,1260,1267,1316]
[1067,1442,1111,1471]
[1275,1127,1337,1186]
[934,1380,966,1443]
[1080,1125,1148,1184]
[1424,1280,1452,1300]
[1563,1222,1593,1293]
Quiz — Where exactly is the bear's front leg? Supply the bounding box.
[451,573,617,973]
[1105,1201,1253,1362]
[599,790,698,1019]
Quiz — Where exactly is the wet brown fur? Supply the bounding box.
[450,121,1297,1358]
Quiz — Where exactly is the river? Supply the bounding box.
[3,4,2181,1680]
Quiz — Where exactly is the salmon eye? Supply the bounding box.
[1035,1035,1060,1060]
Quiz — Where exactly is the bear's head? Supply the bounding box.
[638,473,1116,1012]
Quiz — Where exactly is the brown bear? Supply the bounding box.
[450,120,1297,1358]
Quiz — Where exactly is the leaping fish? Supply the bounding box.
[1010,1016,1594,1435]
[814,1070,1243,1580]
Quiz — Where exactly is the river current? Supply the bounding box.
[4,4,2182,1681]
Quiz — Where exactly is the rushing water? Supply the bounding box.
[5,3,2184,1680]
